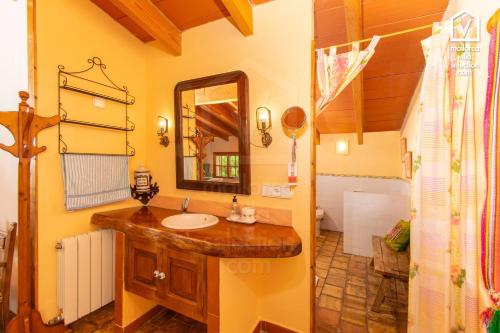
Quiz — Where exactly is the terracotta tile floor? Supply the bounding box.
[70,303,207,333]
[316,230,408,333]
[71,230,407,333]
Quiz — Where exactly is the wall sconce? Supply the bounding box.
[336,140,349,155]
[157,116,169,147]
[256,107,272,147]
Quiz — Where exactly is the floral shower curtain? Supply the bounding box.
[480,12,500,332]
[408,22,481,332]
[315,36,380,114]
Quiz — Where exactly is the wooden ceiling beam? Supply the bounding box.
[227,101,238,110]
[195,114,234,140]
[219,0,253,36]
[196,122,229,141]
[220,103,239,119]
[196,106,238,136]
[106,0,182,55]
[343,0,364,144]
[198,105,238,131]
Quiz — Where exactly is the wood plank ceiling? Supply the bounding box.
[315,0,449,136]
[194,84,239,141]
[91,0,271,54]
[196,103,239,141]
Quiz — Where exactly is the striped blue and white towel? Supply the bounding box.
[61,153,131,211]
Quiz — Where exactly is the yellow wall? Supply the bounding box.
[400,0,498,319]
[35,0,313,331]
[317,131,402,177]
[35,0,155,325]
[145,1,313,331]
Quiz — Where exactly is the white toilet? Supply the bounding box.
[316,207,325,236]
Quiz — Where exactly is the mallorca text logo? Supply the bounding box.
[451,10,480,42]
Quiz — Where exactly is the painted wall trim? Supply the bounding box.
[317,173,409,182]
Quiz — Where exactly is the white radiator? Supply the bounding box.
[56,229,115,325]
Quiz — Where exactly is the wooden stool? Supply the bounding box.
[370,236,409,312]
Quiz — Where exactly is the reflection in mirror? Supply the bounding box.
[175,71,250,194]
[182,83,240,183]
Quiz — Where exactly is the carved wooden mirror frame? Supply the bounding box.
[174,71,251,195]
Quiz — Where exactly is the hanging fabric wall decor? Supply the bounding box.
[481,10,500,333]
[315,36,380,115]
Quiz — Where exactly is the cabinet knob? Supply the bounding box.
[158,272,166,280]
[153,270,160,278]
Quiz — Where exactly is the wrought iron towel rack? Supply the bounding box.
[58,57,136,156]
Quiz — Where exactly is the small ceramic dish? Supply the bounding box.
[226,215,257,224]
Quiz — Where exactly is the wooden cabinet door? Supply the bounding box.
[125,240,163,300]
[161,248,207,322]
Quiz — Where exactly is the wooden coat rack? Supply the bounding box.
[0,92,67,333]
[191,129,214,180]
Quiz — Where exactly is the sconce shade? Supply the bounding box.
[256,107,272,131]
[256,107,272,148]
[157,116,169,147]
[158,116,168,134]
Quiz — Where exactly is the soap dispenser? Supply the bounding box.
[230,195,240,218]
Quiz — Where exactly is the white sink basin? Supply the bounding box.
[161,214,219,230]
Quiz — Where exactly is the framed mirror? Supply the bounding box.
[174,71,250,194]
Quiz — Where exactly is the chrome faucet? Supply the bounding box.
[181,197,190,213]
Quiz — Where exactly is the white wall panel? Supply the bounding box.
[0,0,28,313]
[316,175,410,231]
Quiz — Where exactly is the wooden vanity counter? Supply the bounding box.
[91,206,302,258]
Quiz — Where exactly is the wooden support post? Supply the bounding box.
[343,0,364,144]
[191,131,214,180]
[0,92,67,333]
[315,129,321,145]
[310,39,317,332]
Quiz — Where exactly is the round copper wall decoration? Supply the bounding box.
[281,106,306,131]
[281,106,307,138]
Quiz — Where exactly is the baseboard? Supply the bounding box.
[252,320,297,333]
[113,305,163,333]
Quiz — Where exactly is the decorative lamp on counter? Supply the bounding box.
[131,165,159,205]
[158,116,169,147]
[256,106,272,147]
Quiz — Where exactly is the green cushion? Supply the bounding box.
[384,220,410,252]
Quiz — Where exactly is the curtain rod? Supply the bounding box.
[319,23,434,50]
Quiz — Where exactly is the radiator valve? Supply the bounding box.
[47,312,64,326]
